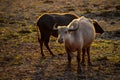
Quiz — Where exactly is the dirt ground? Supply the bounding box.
[0,0,120,80]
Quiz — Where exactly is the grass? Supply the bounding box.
[0,0,120,79]
[0,19,120,80]
[1,28,119,79]
[91,39,120,62]
[1,34,120,79]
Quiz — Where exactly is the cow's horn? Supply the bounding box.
[68,26,79,31]
[53,23,58,30]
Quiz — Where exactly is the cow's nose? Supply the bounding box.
[58,38,63,44]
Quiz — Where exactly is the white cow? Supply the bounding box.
[56,16,96,73]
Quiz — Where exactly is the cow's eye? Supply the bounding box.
[65,31,67,34]
[58,30,60,34]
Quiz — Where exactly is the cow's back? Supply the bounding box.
[78,17,95,47]
[68,17,95,48]
[50,13,78,26]
[37,13,78,28]
[37,14,56,30]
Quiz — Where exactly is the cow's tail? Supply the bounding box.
[36,25,41,42]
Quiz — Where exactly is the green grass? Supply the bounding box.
[91,39,120,63]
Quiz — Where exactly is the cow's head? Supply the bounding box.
[54,26,79,44]
[92,20,104,34]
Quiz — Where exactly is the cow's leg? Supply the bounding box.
[38,37,45,57]
[81,48,86,66]
[44,36,55,56]
[87,46,92,66]
[65,47,72,69]
[77,49,82,73]
[67,51,72,68]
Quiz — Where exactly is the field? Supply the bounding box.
[0,0,120,80]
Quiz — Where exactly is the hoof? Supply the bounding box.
[67,67,71,71]
[81,62,85,66]
[88,62,92,66]
[41,55,46,59]
[41,54,45,57]
[65,64,71,72]
[58,53,64,56]
[77,68,82,74]
[52,54,56,58]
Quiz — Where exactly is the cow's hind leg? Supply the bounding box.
[81,48,86,66]
[87,46,92,66]
[44,37,55,57]
[38,37,45,57]
[77,49,82,74]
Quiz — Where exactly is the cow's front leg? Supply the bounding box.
[77,49,82,73]
[65,47,72,69]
